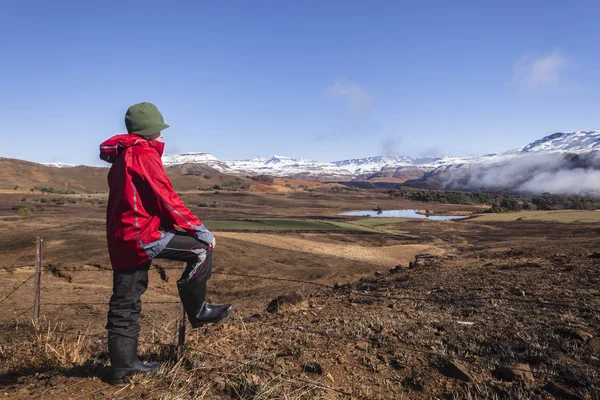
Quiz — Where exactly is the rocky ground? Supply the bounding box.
[0,191,598,399]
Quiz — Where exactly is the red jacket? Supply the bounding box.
[100,134,207,271]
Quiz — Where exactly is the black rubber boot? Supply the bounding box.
[108,332,159,385]
[177,279,233,328]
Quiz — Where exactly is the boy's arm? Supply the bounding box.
[140,152,214,244]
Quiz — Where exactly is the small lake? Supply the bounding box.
[340,209,468,221]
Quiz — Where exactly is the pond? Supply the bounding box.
[340,209,468,221]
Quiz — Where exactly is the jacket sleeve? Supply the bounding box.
[140,152,214,244]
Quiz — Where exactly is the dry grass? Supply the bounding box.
[0,318,339,399]
[215,232,444,267]
[35,326,93,365]
[472,209,600,223]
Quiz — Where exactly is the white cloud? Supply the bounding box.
[513,50,569,89]
[323,78,373,118]
[437,152,600,197]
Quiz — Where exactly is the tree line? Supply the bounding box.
[387,188,600,212]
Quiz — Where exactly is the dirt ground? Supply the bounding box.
[0,190,598,399]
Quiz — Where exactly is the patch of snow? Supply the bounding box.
[162,152,229,172]
[43,163,77,168]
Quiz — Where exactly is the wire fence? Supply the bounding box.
[0,272,35,304]
[1,237,599,398]
[8,263,597,311]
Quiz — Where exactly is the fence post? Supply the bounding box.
[177,304,186,359]
[33,236,43,329]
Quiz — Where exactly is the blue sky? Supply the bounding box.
[1,1,599,166]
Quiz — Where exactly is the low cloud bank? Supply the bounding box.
[436,151,600,196]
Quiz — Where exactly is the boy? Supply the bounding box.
[99,102,233,385]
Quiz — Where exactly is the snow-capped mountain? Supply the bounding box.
[43,163,77,168]
[332,156,423,174]
[25,131,598,195]
[228,156,340,176]
[161,152,230,172]
[134,131,600,181]
[161,152,223,166]
[518,131,600,154]
[161,153,470,178]
[406,131,600,196]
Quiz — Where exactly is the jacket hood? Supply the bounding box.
[100,134,165,163]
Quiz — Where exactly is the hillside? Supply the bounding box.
[0,157,109,193]
[0,157,249,193]
[0,157,334,194]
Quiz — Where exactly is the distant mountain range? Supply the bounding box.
[404,131,600,196]
[38,131,600,196]
[159,131,600,182]
[161,153,471,179]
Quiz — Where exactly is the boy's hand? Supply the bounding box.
[209,238,216,249]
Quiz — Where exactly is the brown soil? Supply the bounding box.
[0,191,598,399]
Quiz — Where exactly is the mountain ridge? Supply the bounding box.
[158,130,600,180]
[6,130,600,196]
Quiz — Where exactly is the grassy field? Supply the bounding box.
[205,219,362,231]
[382,229,412,235]
[352,217,409,226]
[203,220,285,230]
[262,219,346,230]
[204,218,414,234]
[322,221,384,233]
[472,209,600,223]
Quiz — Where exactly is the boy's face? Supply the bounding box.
[147,132,163,141]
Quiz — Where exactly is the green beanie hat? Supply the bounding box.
[125,102,170,136]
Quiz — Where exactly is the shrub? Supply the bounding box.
[250,175,274,183]
[67,198,78,204]
[330,185,358,192]
[21,197,26,202]
[203,174,211,179]
[14,205,32,216]
[210,177,248,192]
[40,198,48,203]
[33,186,76,195]
[13,185,19,190]
[210,201,217,208]
[198,203,208,207]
